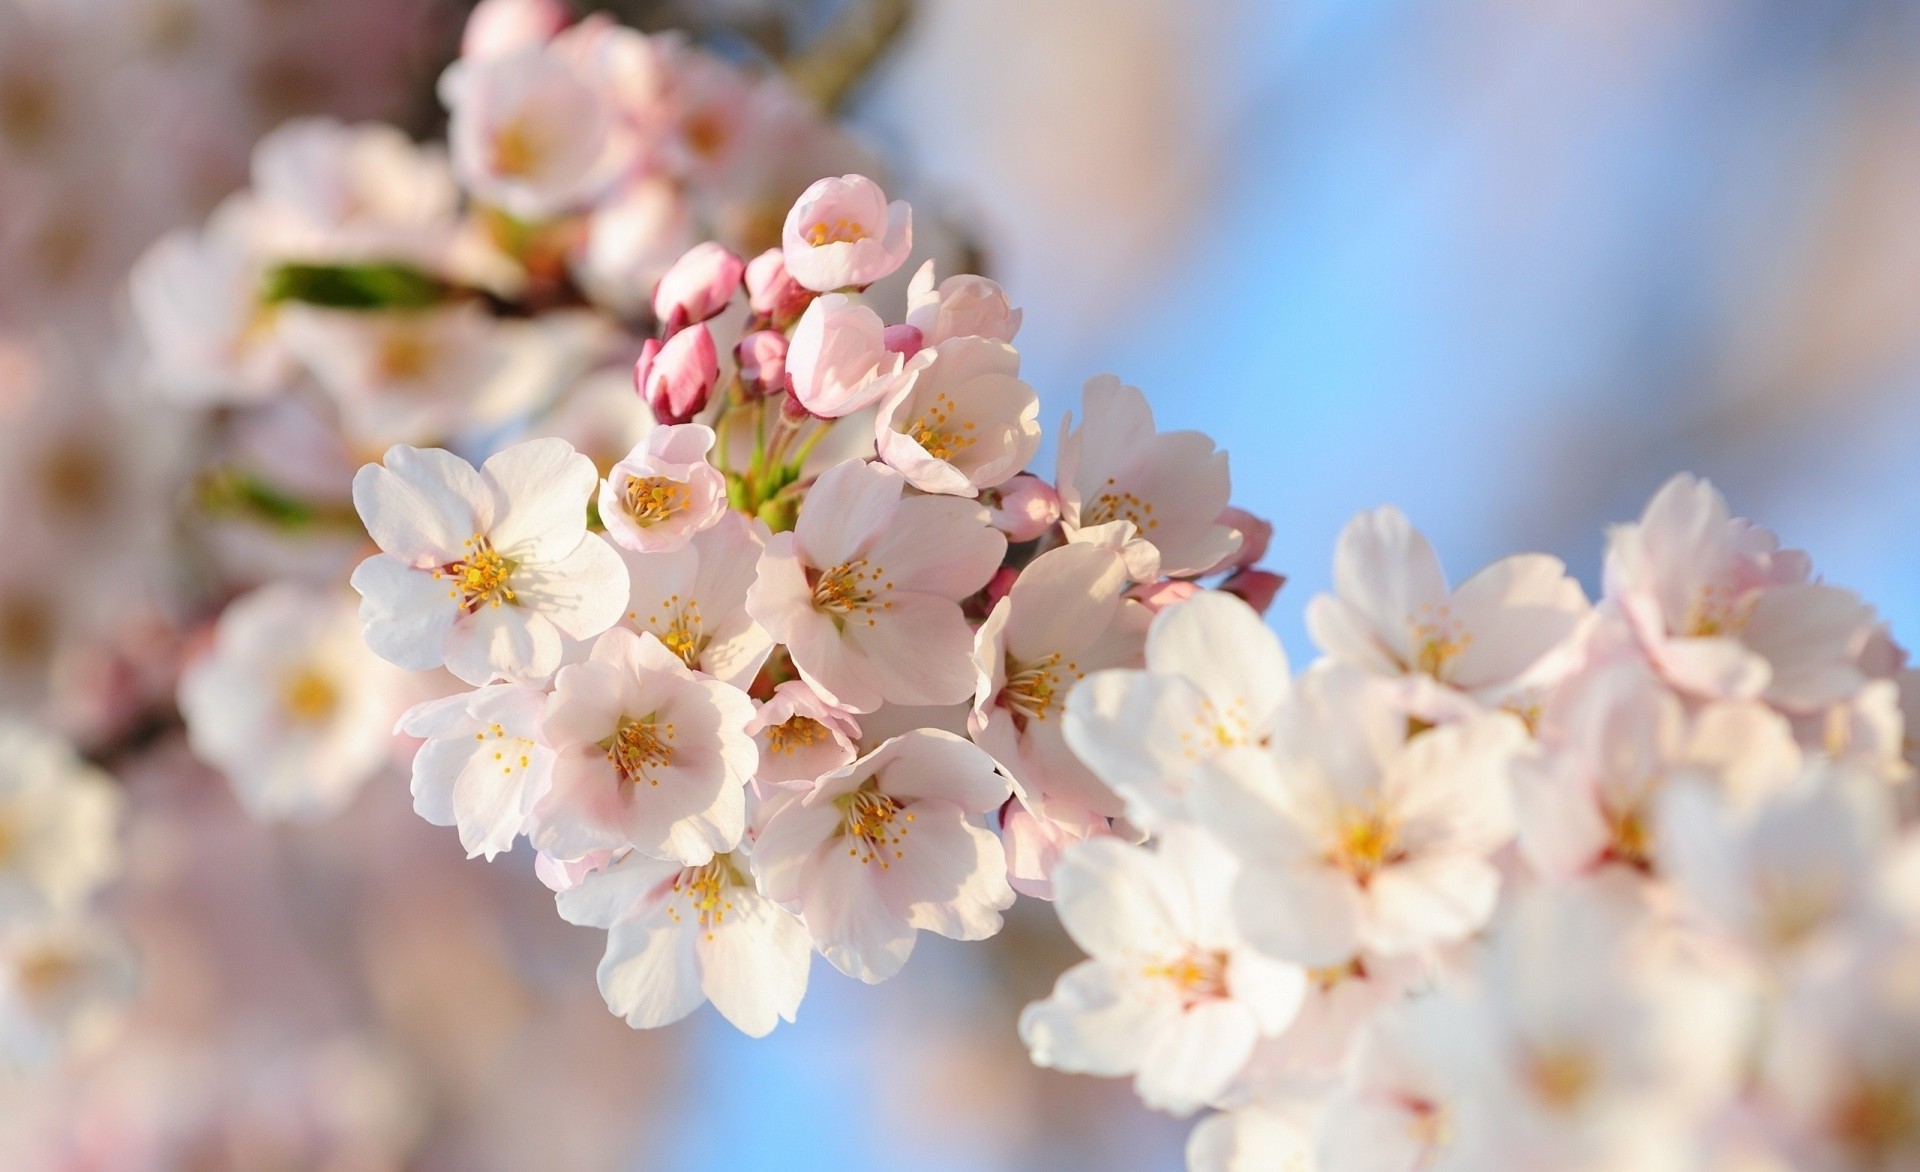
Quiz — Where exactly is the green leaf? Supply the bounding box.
[261,261,450,311]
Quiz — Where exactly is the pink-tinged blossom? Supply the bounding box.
[744,247,812,327]
[1129,579,1202,613]
[180,585,404,822]
[598,424,726,554]
[573,178,697,317]
[1306,506,1589,720]
[983,474,1060,542]
[1513,660,1803,881]
[248,118,462,268]
[1056,375,1240,581]
[905,260,1022,346]
[779,174,912,293]
[999,790,1113,901]
[745,459,1006,713]
[0,721,121,920]
[874,337,1042,496]
[971,543,1150,817]
[1186,1108,1319,1172]
[1065,591,1289,827]
[746,681,862,789]
[461,0,569,60]
[129,198,291,406]
[349,438,630,686]
[442,45,628,221]
[651,241,743,332]
[555,846,810,1037]
[1194,666,1527,961]
[397,684,555,861]
[754,729,1013,982]
[784,294,902,418]
[1604,474,1878,712]
[733,329,788,398]
[615,511,773,691]
[634,323,718,425]
[1217,507,1273,572]
[1018,828,1309,1116]
[531,628,756,864]
[0,915,136,1069]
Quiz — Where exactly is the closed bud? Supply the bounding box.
[634,324,718,425]
[652,241,744,333]
[734,329,789,399]
[744,248,813,328]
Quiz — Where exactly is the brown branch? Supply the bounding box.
[782,0,915,113]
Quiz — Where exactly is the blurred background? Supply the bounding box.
[2,0,1916,1168]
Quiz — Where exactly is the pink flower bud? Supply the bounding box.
[785,293,901,418]
[780,174,913,292]
[984,474,1060,542]
[652,241,744,333]
[1217,506,1273,570]
[634,324,718,425]
[745,248,812,328]
[734,329,789,399]
[1127,579,1200,613]
[983,566,1019,609]
[882,323,924,358]
[1221,569,1284,615]
[461,0,570,61]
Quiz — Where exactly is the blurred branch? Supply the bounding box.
[782,0,914,112]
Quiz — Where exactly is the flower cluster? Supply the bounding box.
[1024,478,1920,1172]
[347,160,1279,1034]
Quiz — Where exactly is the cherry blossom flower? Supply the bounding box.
[555,845,809,1036]
[615,510,772,691]
[873,337,1042,496]
[904,260,1022,346]
[784,293,903,418]
[1064,591,1290,827]
[350,438,630,686]
[1186,1108,1319,1172]
[247,118,462,267]
[1604,474,1878,712]
[1018,827,1309,1116]
[0,720,120,919]
[651,241,743,331]
[779,174,912,293]
[634,323,719,426]
[754,729,1012,983]
[597,424,727,554]
[1195,665,1527,961]
[746,681,862,789]
[397,684,554,860]
[180,584,404,822]
[1056,375,1240,581]
[441,43,628,221]
[462,0,571,61]
[745,459,1005,713]
[0,914,136,1069]
[1305,505,1589,719]
[129,197,290,406]
[530,627,756,865]
[971,542,1149,816]
[998,789,1113,900]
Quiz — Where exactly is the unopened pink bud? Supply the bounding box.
[734,329,789,399]
[883,323,924,358]
[984,474,1060,542]
[635,324,718,425]
[984,566,1020,609]
[652,241,744,333]
[745,247,813,328]
[1222,569,1285,615]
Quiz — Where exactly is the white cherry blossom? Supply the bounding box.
[745,680,861,789]
[598,423,727,554]
[615,510,773,691]
[0,720,120,919]
[873,337,1041,496]
[398,683,554,860]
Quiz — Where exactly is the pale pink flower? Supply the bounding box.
[999,790,1113,901]
[746,681,862,788]
[129,197,290,406]
[1018,827,1309,1116]
[248,118,461,267]
[397,684,554,860]
[651,241,743,331]
[1186,1108,1319,1172]
[349,439,630,686]
[754,730,1013,983]
[971,543,1149,816]
[780,174,912,292]
[573,178,697,317]
[442,45,628,221]
[904,260,1022,345]
[1217,507,1274,571]
[461,0,570,60]
[1306,506,1589,719]
[983,473,1061,542]
[1065,591,1290,827]
[874,338,1042,496]
[530,627,756,865]
[1604,474,1877,712]
[744,247,812,327]
[0,914,136,1069]
[555,846,810,1036]
[745,459,1006,713]
[634,323,718,425]
[1195,666,1527,961]
[615,511,773,691]
[0,720,120,919]
[1056,375,1240,580]
[598,424,726,554]
[784,293,902,418]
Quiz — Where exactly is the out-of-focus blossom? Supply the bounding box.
[905,260,1022,346]
[129,198,290,405]
[442,43,629,222]
[462,0,571,61]
[0,720,120,919]
[0,914,135,1070]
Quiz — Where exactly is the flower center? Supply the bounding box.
[436,536,518,613]
[1685,584,1751,639]
[1143,948,1230,1008]
[1525,1047,1598,1111]
[1177,697,1256,759]
[375,330,436,383]
[1329,805,1401,884]
[665,855,746,938]
[279,666,339,724]
[1002,652,1081,727]
[491,117,546,178]
[605,715,675,787]
[1082,476,1158,532]
[810,559,893,626]
[632,594,706,669]
[766,716,828,756]
[473,720,534,778]
[904,392,978,462]
[623,475,688,526]
[837,788,912,867]
[804,218,868,247]
[1409,603,1471,679]
[1603,802,1655,870]
[13,945,81,1005]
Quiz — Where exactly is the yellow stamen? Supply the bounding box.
[279,666,339,724]
[604,715,675,787]
[804,217,868,247]
[435,535,518,613]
